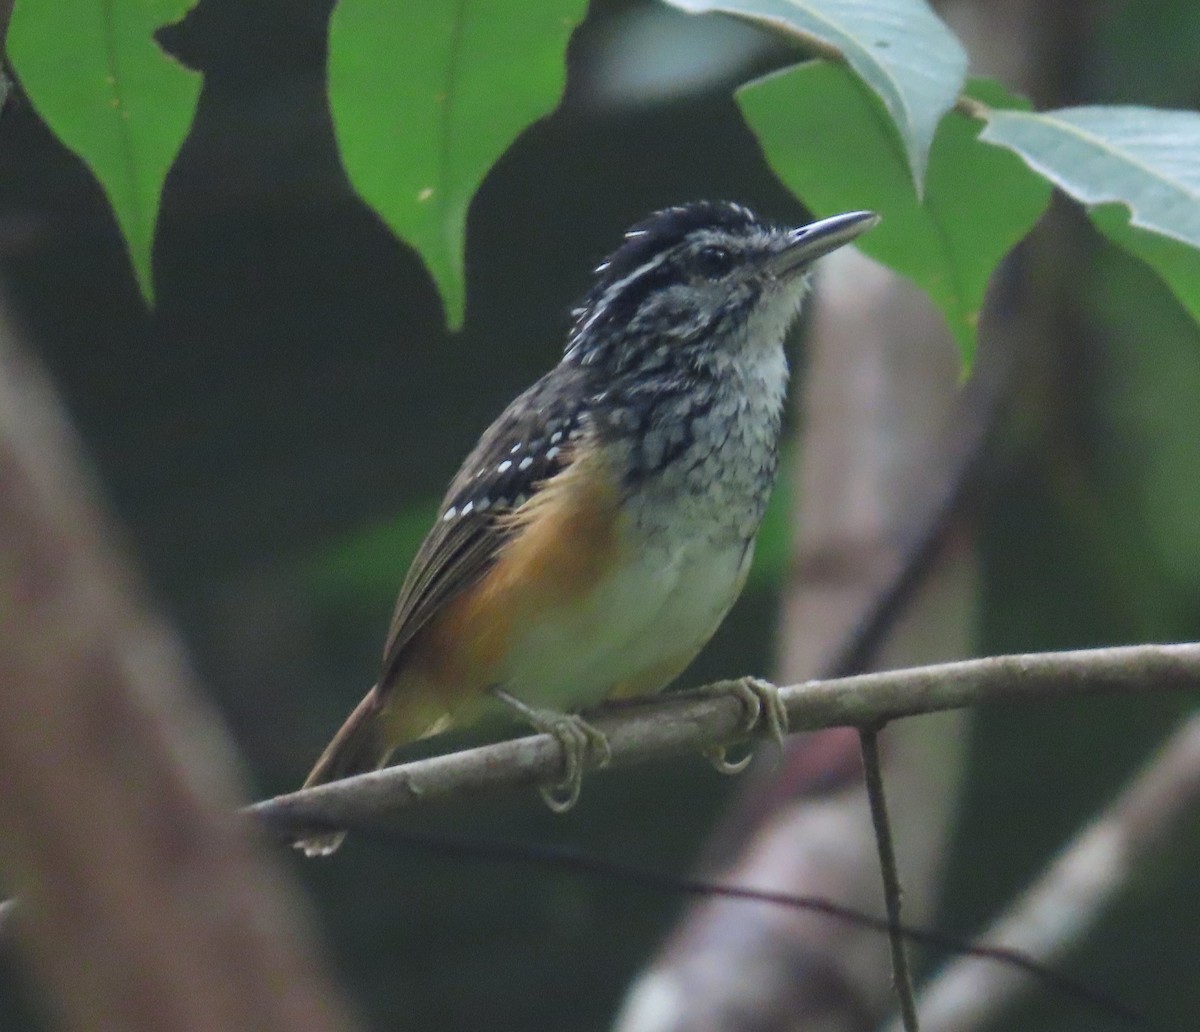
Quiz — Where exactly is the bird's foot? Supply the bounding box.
[491,688,611,812]
[694,676,789,775]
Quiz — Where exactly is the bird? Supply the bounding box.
[295,201,879,855]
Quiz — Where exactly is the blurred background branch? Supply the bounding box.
[889,708,1200,1032]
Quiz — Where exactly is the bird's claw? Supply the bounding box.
[491,688,610,811]
[695,676,789,775]
[703,743,754,775]
[536,713,611,812]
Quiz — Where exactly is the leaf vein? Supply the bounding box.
[101,0,143,248]
[437,0,471,208]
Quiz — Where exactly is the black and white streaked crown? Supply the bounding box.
[562,201,791,372]
[582,201,768,308]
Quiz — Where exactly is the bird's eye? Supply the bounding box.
[695,245,734,278]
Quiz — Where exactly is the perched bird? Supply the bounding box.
[296,201,878,855]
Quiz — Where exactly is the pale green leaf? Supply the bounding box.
[980,105,1200,325]
[666,0,966,186]
[981,106,1200,248]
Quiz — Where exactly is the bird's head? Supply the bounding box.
[565,201,879,376]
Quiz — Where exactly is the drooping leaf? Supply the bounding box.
[666,0,966,187]
[980,105,1200,326]
[7,0,202,304]
[328,0,588,330]
[739,64,1050,364]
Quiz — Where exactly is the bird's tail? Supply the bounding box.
[294,685,387,857]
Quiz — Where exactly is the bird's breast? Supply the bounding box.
[623,374,785,546]
[498,525,754,712]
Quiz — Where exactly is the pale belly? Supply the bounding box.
[498,533,754,712]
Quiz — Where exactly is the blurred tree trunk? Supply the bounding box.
[613,5,1055,1029]
[0,303,359,1032]
[615,248,975,1032]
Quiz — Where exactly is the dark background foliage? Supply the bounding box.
[1,1,1197,1029]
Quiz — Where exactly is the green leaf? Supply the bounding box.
[7,0,202,304]
[1090,204,1200,326]
[979,105,1200,325]
[328,0,588,330]
[666,0,966,186]
[739,64,1051,364]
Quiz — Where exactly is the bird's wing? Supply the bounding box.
[379,365,590,685]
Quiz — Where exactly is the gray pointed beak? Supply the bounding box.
[769,210,880,276]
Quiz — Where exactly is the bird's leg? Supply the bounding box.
[690,676,789,774]
[490,687,612,812]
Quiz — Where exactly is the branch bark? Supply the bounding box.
[250,643,1200,839]
[884,707,1200,1032]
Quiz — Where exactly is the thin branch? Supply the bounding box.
[3,641,1197,1010]
[249,643,1200,839]
[884,708,1200,1032]
[860,728,920,1032]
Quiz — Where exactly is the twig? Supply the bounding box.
[884,708,1200,1032]
[248,643,1200,839]
[860,727,920,1031]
